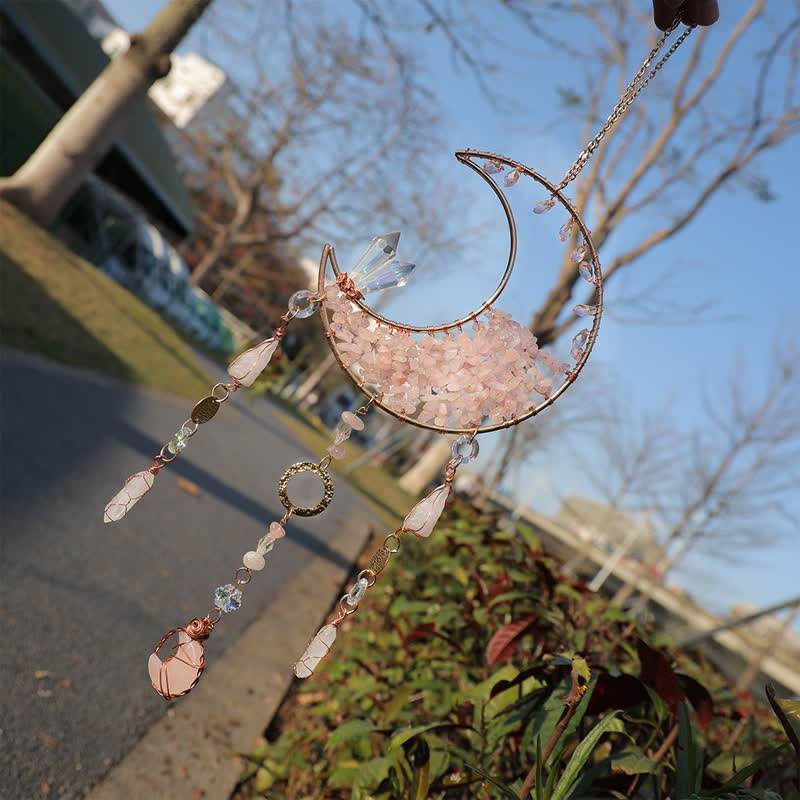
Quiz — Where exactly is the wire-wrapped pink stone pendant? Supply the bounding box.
[227,338,279,387]
[402,483,450,538]
[103,469,155,523]
[148,629,205,700]
[294,623,338,679]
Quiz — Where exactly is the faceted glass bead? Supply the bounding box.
[533,198,556,214]
[482,160,504,174]
[214,584,242,613]
[289,290,320,318]
[167,425,192,455]
[578,261,595,283]
[573,304,597,317]
[256,535,276,556]
[345,577,369,605]
[452,435,479,463]
[573,329,590,349]
[334,422,352,444]
[503,167,522,187]
[559,218,575,242]
[570,244,588,263]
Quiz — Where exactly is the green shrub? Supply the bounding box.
[234,501,799,800]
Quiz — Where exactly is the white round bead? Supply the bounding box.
[243,550,266,571]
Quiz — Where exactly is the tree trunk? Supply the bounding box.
[0,0,213,227]
[294,352,337,406]
[397,436,454,495]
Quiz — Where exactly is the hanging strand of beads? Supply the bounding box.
[294,434,478,678]
[148,397,375,699]
[103,290,321,523]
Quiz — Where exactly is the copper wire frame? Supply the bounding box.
[317,149,604,435]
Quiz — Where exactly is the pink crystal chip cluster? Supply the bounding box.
[325,285,570,427]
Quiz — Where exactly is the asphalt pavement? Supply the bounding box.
[0,349,377,800]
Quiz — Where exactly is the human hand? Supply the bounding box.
[652,0,720,31]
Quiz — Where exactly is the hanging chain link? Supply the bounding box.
[557,14,695,192]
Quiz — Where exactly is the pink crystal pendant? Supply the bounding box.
[148,619,213,700]
[294,622,338,679]
[104,469,155,523]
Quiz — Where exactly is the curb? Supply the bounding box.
[85,513,376,800]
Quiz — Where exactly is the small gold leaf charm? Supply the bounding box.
[191,396,220,424]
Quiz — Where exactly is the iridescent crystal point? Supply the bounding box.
[349,233,415,294]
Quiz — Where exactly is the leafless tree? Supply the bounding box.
[613,336,800,609]
[177,0,469,307]
[390,0,800,493]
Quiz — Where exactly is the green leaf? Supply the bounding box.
[326,719,376,751]
[388,722,453,751]
[468,664,519,703]
[609,747,661,775]
[550,712,620,800]
[676,702,704,799]
[572,657,591,684]
[464,763,522,800]
[706,743,789,796]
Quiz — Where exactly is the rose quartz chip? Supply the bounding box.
[227,338,279,387]
[104,469,155,523]
[341,411,364,430]
[403,484,450,538]
[294,623,337,679]
[269,521,286,539]
[148,630,204,699]
[327,444,345,460]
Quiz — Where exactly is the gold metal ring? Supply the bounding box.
[277,461,334,517]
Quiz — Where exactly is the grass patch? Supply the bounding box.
[0,200,211,399]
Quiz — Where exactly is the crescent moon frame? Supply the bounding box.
[317,149,603,435]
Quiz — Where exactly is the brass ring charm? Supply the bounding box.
[277,461,334,517]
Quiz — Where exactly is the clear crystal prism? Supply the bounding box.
[350,232,415,294]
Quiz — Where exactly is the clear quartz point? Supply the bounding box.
[352,260,415,294]
[349,232,401,293]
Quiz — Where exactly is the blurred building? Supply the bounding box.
[555,495,658,562]
[729,602,800,660]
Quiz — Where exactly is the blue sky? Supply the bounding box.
[104,0,799,621]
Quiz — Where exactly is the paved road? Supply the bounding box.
[0,350,376,800]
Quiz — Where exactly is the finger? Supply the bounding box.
[683,0,720,27]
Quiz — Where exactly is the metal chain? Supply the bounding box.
[557,14,694,192]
